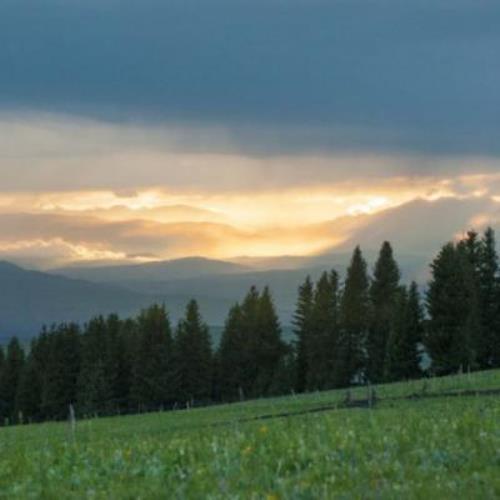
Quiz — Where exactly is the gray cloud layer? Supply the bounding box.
[1,0,500,156]
[1,115,500,193]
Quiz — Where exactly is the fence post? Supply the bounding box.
[68,404,76,441]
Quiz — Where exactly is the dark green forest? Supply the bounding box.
[1,228,499,424]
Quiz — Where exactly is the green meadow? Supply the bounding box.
[1,370,499,499]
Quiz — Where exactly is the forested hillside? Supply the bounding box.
[1,228,499,425]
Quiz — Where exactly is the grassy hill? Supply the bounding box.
[1,370,499,498]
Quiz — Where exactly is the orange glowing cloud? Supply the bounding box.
[1,115,500,268]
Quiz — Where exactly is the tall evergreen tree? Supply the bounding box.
[253,287,286,396]
[405,281,424,375]
[367,241,401,383]
[15,335,47,423]
[268,347,295,396]
[307,271,339,390]
[459,230,483,362]
[293,276,314,393]
[0,337,25,423]
[238,286,262,398]
[217,303,246,401]
[40,324,81,420]
[15,356,41,423]
[461,230,482,271]
[337,246,370,386]
[478,227,500,368]
[130,305,173,411]
[231,286,286,399]
[105,314,131,412]
[119,317,140,410]
[425,242,478,375]
[458,236,482,368]
[385,282,423,381]
[77,314,131,416]
[77,316,112,416]
[385,287,409,382]
[173,300,213,404]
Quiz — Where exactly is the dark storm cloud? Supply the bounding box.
[1,0,499,156]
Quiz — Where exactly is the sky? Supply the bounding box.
[1,0,500,268]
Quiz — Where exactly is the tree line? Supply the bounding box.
[0,228,499,424]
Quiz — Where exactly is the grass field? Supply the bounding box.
[1,370,500,499]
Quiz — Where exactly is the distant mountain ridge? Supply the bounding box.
[331,196,500,256]
[2,197,499,342]
[53,257,250,283]
[0,261,148,342]
[0,261,235,343]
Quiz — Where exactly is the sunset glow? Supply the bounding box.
[1,0,499,269]
[1,162,500,268]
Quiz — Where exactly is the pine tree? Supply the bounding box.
[293,276,314,393]
[478,228,500,368]
[130,305,173,411]
[367,241,401,383]
[337,246,370,387]
[405,281,424,376]
[461,230,482,271]
[77,316,112,416]
[15,336,45,423]
[307,271,339,390]
[17,328,52,422]
[238,286,262,398]
[253,287,286,396]
[0,337,25,423]
[173,300,213,404]
[460,230,483,362]
[217,303,246,401]
[77,314,130,416]
[268,347,295,396]
[105,314,131,413]
[385,287,409,382]
[457,237,482,369]
[15,361,39,424]
[40,324,81,420]
[118,318,140,411]
[425,242,478,375]
[385,283,423,381]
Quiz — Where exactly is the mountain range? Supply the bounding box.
[1,196,498,343]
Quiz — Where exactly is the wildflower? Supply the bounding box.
[259,425,269,435]
[243,446,254,456]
